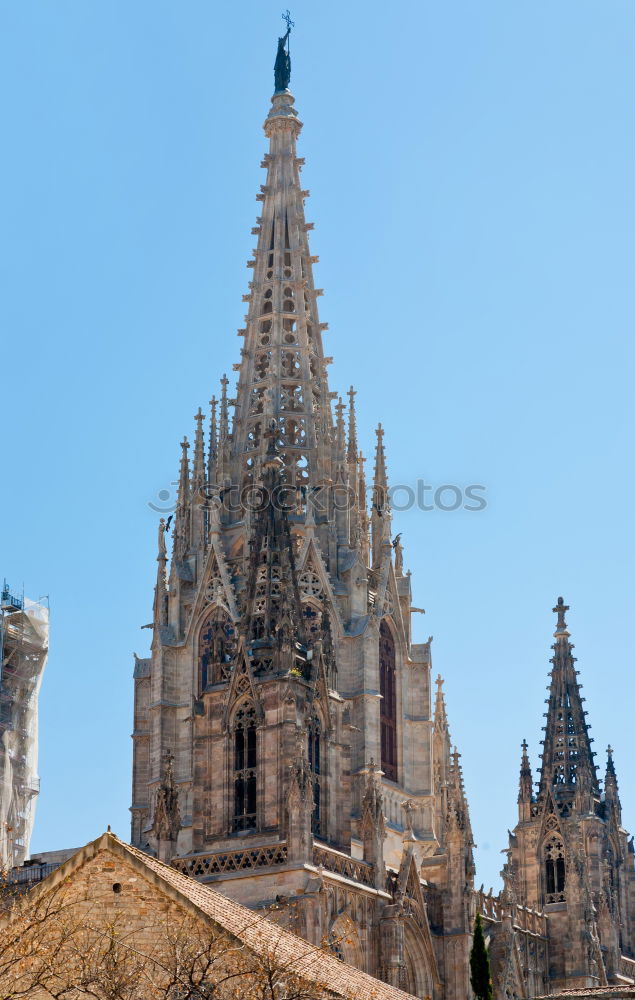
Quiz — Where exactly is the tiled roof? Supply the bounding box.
[42,833,416,1000]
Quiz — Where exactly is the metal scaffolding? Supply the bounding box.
[0,582,48,869]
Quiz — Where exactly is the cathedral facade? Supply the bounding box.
[130,34,635,1000]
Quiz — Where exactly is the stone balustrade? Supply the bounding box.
[172,843,288,879]
[312,842,375,887]
[619,955,635,982]
[474,888,547,937]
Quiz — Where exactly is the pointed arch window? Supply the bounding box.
[232,703,257,832]
[379,621,397,782]
[308,715,322,838]
[544,834,566,902]
[198,607,236,692]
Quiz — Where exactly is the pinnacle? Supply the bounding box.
[347,385,358,463]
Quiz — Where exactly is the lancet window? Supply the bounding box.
[308,715,322,838]
[544,834,566,902]
[233,703,257,832]
[379,621,397,782]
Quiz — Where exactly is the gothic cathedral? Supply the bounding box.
[130,32,635,1000]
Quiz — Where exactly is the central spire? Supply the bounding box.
[229,33,333,502]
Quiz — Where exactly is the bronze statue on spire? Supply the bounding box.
[274,11,294,92]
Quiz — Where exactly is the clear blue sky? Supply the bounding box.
[1,1,633,891]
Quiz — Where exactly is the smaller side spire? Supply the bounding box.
[217,375,230,484]
[178,437,190,500]
[434,673,449,734]
[334,396,346,469]
[358,451,370,565]
[604,745,622,824]
[373,423,388,501]
[152,749,181,862]
[208,395,218,484]
[154,517,169,627]
[191,408,207,550]
[432,674,452,784]
[433,674,452,828]
[371,424,389,567]
[332,397,350,544]
[346,387,360,549]
[518,740,534,821]
[173,437,190,559]
[347,385,358,463]
[192,408,206,488]
[446,746,474,856]
[360,759,387,890]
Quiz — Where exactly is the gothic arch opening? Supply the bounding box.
[301,599,322,637]
[198,606,236,691]
[403,920,435,1000]
[328,913,362,970]
[543,833,566,902]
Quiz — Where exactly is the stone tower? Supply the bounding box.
[130,27,475,999]
[503,598,635,992]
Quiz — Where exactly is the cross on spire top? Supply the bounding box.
[553,596,569,632]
